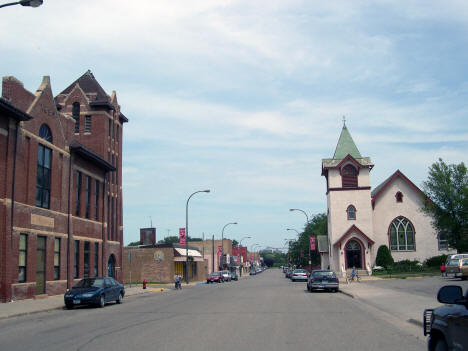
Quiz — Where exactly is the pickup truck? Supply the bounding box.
[424,285,468,350]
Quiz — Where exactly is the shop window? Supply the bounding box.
[18,234,27,282]
[84,242,90,278]
[54,238,60,280]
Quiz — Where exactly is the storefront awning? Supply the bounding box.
[173,247,203,262]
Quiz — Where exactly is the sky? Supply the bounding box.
[1,1,467,250]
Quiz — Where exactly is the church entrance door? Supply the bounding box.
[345,240,362,269]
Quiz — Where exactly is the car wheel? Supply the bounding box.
[116,293,123,304]
[99,295,105,308]
[65,303,73,310]
[434,338,448,351]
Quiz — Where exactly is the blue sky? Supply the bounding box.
[1,1,467,250]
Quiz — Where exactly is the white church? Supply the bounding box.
[320,123,454,275]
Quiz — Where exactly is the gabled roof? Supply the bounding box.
[333,224,375,247]
[70,141,115,172]
[59,70,110,104]
[0,98,32,121]
[371,169,426,206]
[333,124,362,160]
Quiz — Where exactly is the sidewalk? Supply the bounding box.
[0,282,199,320]
[339,280,441,328]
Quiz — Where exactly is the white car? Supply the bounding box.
[220,270,231,282]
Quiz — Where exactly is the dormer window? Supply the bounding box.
[347,205,356,220]
[342,164,358,188]
[396,191,403,203]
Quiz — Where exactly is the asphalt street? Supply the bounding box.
[0,270,425,351]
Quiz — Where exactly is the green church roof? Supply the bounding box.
[333,124,362,160]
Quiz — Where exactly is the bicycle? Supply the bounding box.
[346,272,361,284]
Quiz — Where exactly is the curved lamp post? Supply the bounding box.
[0,0,42,8]
[220,222,237,269]
[289,208,311,269]
[185,189,210,284]
[238,236,251,276]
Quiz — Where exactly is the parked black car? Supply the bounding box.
[424,285,468,350]
[230,271,238,281]
[64,277,125,309]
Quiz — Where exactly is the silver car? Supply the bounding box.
[307,270,339,292]
[290,269,308,282]
[220,270,231,282]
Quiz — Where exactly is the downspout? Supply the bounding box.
[6,120,19,302]
[66,152,73,289]
[102,171,107,276]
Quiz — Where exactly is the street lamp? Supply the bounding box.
[220,222,237,269]
[289,208,311,269]
[0,0,43,8]
[238,236,251,276]
[185,189,210,284]
[287,228,300,235]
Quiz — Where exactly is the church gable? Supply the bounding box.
[371,170,427,209]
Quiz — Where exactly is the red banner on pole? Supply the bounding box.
[179,228,186,246]
[217,245,223,258]
[310,236,316,251]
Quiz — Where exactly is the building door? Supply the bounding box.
[108,254,115,278]
[345,240,362,269]
[36,236,46,295]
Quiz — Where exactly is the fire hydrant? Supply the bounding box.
[142,279,147,289]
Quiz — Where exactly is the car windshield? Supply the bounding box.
[447,259,460,265]
[73,278,104,288]
[313,271,336,278]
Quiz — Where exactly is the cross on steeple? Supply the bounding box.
[342,115,346,126]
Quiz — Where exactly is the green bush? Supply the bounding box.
[424,254,449,267]
[392,259,423,272]
[376,245,394,268]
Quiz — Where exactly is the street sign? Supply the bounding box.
[179,228,186,246]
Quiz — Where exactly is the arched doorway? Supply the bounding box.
[345,240,362,269]
[108,255,115,278]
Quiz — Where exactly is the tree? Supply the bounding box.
[375,245,394,268]
[127,241,141,247]
[422,158,468,252]
[158,236,179,244]
[288,213,327,267]
[232,239,239,248]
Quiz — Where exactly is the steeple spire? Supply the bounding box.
[333,122,362,160]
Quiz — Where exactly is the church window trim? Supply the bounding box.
[347,205,356,220]
[341,164,358,188]
[388,216,416,251]
[395,191,403,203]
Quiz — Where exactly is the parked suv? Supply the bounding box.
[446,257,468,280]
[220,270,231,282]
[424,285,468,350]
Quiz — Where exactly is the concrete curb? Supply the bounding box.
[338,289,354,298]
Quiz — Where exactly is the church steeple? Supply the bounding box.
[333,123,362,160]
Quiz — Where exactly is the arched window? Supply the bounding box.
[39,124,52,143]
[347,205,356,220]
[389,217,415,251]
[395,191,403,203]
[72,102,80,133]
[342,164,358,188]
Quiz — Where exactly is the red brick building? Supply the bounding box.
[0,71,127,302]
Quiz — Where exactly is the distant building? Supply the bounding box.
[321,122,455,276]
[123,244,206,284]
[0,71,127,302]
